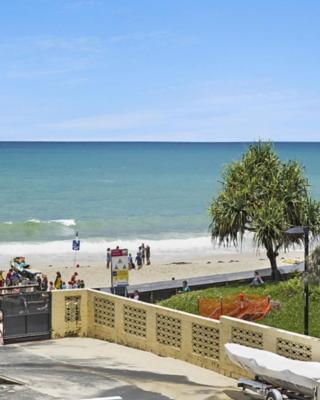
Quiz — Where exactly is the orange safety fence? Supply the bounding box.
[198,293,271,321]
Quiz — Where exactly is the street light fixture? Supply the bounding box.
[284,226,309,335]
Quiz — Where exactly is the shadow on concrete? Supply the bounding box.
[224,389,261,400]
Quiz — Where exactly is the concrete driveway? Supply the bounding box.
[0,338,247,400]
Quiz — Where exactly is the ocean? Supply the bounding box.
[0,142,319,259]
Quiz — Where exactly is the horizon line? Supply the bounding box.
[1,140,320,144]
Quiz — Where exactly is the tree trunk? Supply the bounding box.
[267,249,281,281]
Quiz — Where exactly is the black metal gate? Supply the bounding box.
[0,291,51,344]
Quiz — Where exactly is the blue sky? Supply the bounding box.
[0,0,319,141]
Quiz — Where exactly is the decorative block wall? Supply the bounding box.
[52,289,320,379]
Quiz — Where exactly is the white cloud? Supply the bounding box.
[0,35,103,81]
[6,66,86,79]
[0,35,103,55]
[33,36,103,53]
[26,84,320,142]
[47,111,162,132]
[1,72,320,141]
[108,31,170,44]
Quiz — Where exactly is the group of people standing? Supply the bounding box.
[0,268,85,292]
[0,268,20,287]
[53,271,85,290]
[106,243,151,270]
[131,243,151,269]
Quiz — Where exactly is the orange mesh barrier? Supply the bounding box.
[198,293,271,321]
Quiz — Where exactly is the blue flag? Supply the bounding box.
[72,239,80,251]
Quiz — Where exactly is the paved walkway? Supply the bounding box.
[0,338,249,400]
[128,262,304,293]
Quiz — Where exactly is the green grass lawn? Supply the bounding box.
[158,276,320,337]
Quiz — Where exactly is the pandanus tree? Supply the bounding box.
[306,246,320,283]
[209,142,320,281]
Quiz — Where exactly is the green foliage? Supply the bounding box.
[159,278,320,337]
[307,246,320,284]
[208,142,320,279]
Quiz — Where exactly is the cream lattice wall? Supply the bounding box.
[156,313,182,349]
[52,289,320,379]
[123,304,147,338]
[192,322,220,361]
[94,296,115,328]
[65,296,81,323]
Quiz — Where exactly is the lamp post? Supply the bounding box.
[284,226,309,335]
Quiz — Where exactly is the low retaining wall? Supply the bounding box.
[52,289,320,379]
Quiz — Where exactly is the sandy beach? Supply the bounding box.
[8,248,304,289]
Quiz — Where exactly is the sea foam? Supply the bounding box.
[0,235,254,264]
[48,219,76,226]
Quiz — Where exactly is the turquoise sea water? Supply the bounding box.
[0,142,319,244]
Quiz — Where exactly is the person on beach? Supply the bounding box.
[70,272,78,285]
[6,269,13,286]
[12,271,20,286]
[75,279,82,288]
[141,243,145,265]
[54,272,63,289]
[179,280,191,293]
[128,253,135,269]
[146,245,151,265]
[41,275,48,291]
[36,276,42,291]
[106,248,111,269]
[133,290,140,300]
[135,251,143,269]
[61,281,67,289]
[47,281,54,291]
[250,271,264,286]
[67,281,73,289]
